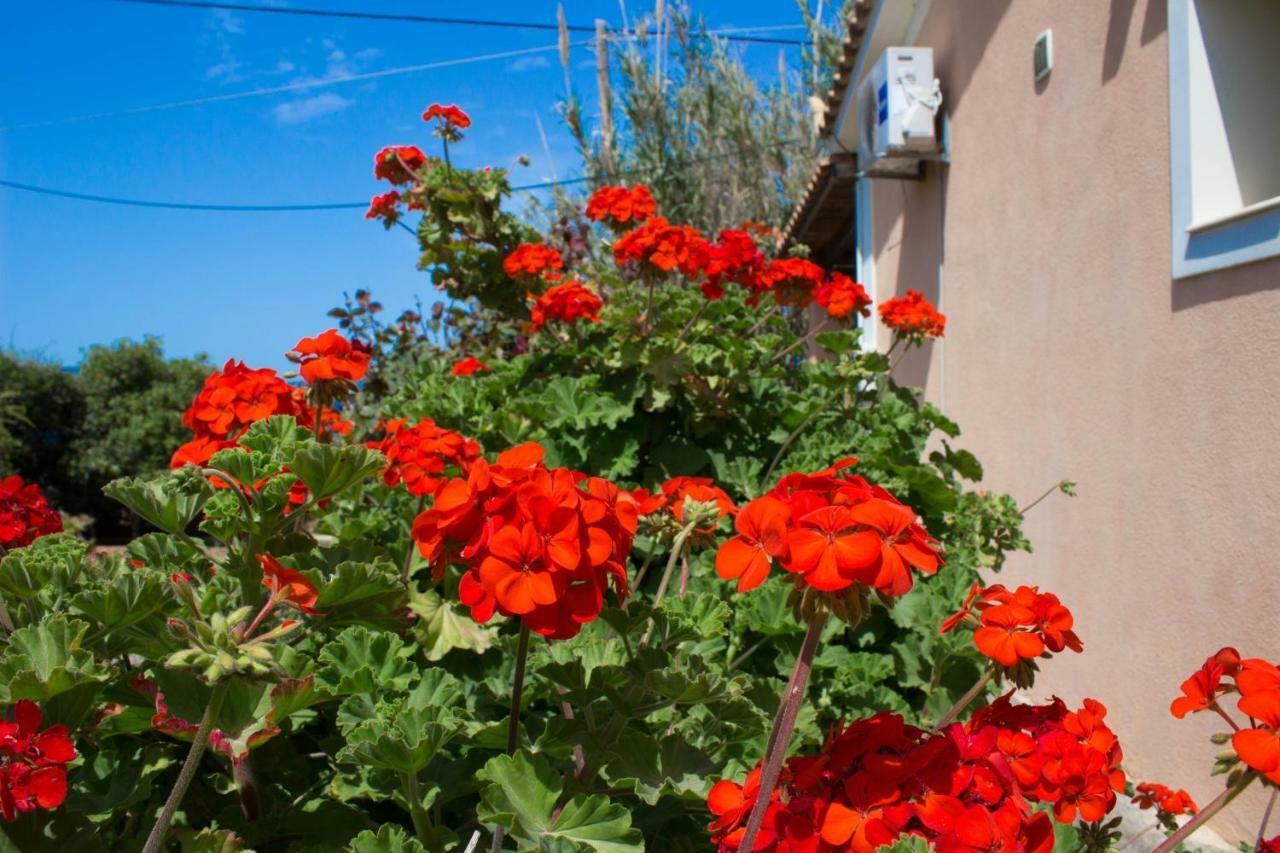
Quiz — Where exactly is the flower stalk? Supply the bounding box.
[738,610,828,853]
[491,624,532,853]
[1152,772,1257,853]
[932,666,996,731]
[141,680,231,853]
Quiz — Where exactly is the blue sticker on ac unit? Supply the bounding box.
[876,82,888,124]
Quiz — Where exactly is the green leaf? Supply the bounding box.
[541,795,644,852]
[0,533,86,600]
[346,824,426,853]
[287,443,385,501]
[316,627,418,696]
[659,591,731,642]
[0,616,111,703]
[814,329,862,355]
[239,415,311,455]
[315,560,409,628]
[70,571,171,633]
[409,588,497,661]
[103,469,212,534]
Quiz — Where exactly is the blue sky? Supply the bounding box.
[0,1,810,370]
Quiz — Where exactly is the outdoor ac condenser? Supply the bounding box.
[856,47,943,179]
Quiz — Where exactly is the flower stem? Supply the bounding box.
[679,299,709,338]
[141,680,231,853]
[313,403,324,442]
[1117,821,1158,850]
[760,399,833,489]
[400,495,427,585]
[1257,786,1278,850]
[746,304,781,337]
[932,666,996,731]
[0,594,14,634]
[491,624,531,853]
[770,326,822,364]
[1153,773,1257,853]
[738,610,828,853]
[1211,700,1242,732]
[1019,480,1067,516]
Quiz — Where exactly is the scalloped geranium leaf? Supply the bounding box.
[315,560,408,629]
[103,469,213,535]
[316,627,417,696]
[478,750,643,853]
[70,571,171,633]
[0,616,110,703]
[409,588,497,661]
[345,824,425,853]
[287,443,384,501]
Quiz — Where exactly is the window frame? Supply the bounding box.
[1168,0,1280,279]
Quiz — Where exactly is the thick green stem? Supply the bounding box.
[491,625,532,853]
[1153,773,1257,853]
[141,681,231,853]
[738,611,827,853]
[931,667,995,731]
[404,771,432,842]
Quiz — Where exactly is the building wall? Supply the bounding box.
[864,0,1280,841]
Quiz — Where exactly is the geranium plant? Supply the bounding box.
[0,103,1273,853]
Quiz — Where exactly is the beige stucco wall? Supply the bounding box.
[865,1,1280,843]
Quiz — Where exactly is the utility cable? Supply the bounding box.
[109,0,807,45]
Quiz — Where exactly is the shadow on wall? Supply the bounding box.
[1171,257,1280,312]
[885,170,948,391]
[927,0,1015,116]
[1103,0,1168,83]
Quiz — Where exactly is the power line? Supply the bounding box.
[110,0,807,45]
[0,139,808,212]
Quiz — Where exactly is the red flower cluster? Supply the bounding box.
[815,273,871,320]
[451,356,491,376]
[1131,782,1197,819]
[1261,836,1280,853]
[368,417,482,497]
[0,701,76,823]
[940,583,1082,668]
[716,460,941,600]
[258,554,320,614]
[503,243,564,281]
[1173,648,1280,784]
[879,290,946,340]
[585,184,657,229]
[758,258,827,308]
[172,359,314,468]
[702,229,766,301]
[365,190,402,227]
[1169,646,1241,719]
[530,280,603,331]
[636,476,736,524]
[411,443,638,639]
[710,696,1124,852]
[613,216,710,278]
[289,329,371,386]
[422,103,471,129]
[0,476,62,549]
[374,145,427,185]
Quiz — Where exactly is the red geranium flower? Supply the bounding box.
[585,184,658,229]
[374,145,427,185]
[289,329,371,385]
[503,243,564,281]
[0,700,76,823]
[368,418,482,498]
[942,584,1082,672]
[612,216,710,278]
[702,228,767,300]
[411,442,637,639]
[716,462,941,605]
[365,190,402,227]
[816,272,872,319]
[0,476,63,549]
[879,290,946,340]
[1131,782,1197,818]
[1170,647,1240,718]
[530,280,603,331]
[422,102,471,129]
[258,554,320,615]
[757,257,826,308]
[451,356,491,376]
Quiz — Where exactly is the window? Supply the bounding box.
[1169,0,1280,278]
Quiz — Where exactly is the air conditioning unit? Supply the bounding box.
[856,47,943,179]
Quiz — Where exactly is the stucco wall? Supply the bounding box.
[864,0,1280,842]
